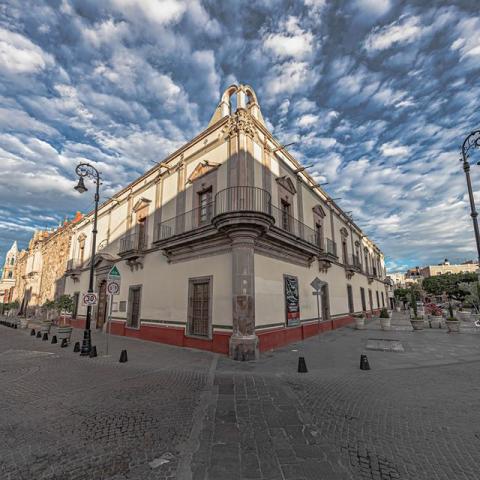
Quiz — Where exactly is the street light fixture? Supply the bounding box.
[74,162,101,356]
[461,130,480,267]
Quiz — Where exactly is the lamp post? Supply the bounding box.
[461,130,480,267]
[74,162,101,356]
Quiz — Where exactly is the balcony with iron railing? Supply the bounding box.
[118,231,147,257]
[345,254,361,272]
[153,186,339,260]
[66,258,83,272]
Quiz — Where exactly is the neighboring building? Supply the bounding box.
[388,272,406,288]
[0,241,18,305]
[64,84,388,360]
[420,259,479,278]
[13,213,82,314]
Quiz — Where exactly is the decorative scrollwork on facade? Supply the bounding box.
[223,109,256,138]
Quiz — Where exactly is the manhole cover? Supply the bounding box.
[366,338,404,352]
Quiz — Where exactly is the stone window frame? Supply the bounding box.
[347,284,354,314]
[72,292,80,319]
[340,228,349,264]
[313,205,326,249]
[376,290,380,309]
[132,198,151,249]
[360,287,366,312]
[191,168,217,227]
[186,275,213,340]
[276,176,296,221]
[126,284,142,329]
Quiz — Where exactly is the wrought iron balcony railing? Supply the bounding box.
[346,254,361,270]
[155,186,337,254]
[119,232,147,255]
[66,259,82,271]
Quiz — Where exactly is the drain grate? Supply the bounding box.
[366,338,404,352]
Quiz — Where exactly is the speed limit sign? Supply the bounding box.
[82,292,98,306]
[107,280,120,296]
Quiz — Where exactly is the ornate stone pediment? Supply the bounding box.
[312,205,326,218]
[276,176,296,195]
[132,197,151,213]
[187,161,220,184]
[340,227,349,237]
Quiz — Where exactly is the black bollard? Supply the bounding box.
[42,332,48,341]
[360,354,371,370]
[89,346,97,358]
[14,324,17,329]
[61,338,68,348]
[297,356,308,373]
[36,331,42,338]
[31,329,36,336]
[119,349,128,363]
[51,335,57,344]
[73,341,80,353]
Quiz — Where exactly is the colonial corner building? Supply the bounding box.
[59,85,388,360]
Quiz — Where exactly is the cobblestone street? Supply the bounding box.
[1,313,480,479]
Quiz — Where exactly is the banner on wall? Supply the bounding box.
[284,275,300,327]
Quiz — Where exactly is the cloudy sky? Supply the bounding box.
[0,0,479,272]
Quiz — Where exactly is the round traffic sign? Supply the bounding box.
[107,281,120,295]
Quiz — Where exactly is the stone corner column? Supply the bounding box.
[229,229,259,361]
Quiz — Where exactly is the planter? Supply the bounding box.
[40,320,52,334]
[456,311,471,322]
[380,317,391,331]
[56,326,73,342]
[20,318,29,329]
[354,317,366,330]
[410,318,425,330]
[429,315,443,329]
[446,320,460,333]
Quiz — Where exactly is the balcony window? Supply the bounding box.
[198,188,212,224]
[315,222,323,249]
[281,200,291,231]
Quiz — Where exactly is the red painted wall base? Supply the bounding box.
[67,312,374,356]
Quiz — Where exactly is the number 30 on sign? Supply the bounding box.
[82,292,98,306]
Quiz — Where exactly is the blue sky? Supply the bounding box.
[1,0,480,273]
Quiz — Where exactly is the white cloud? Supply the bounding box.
[109,0,187,26]
[353,0,391,17]
[380,141,410,157]
[263,16,314,59]
[0,27,54,74]
[364,16,423,52]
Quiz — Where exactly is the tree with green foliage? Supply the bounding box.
[458,281,480,313]
[422,272,477,302]
[56,295,73,313]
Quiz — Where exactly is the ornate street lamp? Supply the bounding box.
[74,162,101,356]
[461,130,480,267]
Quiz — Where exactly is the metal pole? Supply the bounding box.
[316,291,320,324]
[106,293,112,356]
[80,170,100,356]
[462,131,480,267]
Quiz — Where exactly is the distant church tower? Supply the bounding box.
[2,241,18,281]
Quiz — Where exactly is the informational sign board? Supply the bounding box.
[284,275,300,326]
[107,265,121,296]
[82,292,98,306]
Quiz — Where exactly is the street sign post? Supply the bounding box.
[310,277,325,323]
[106,266,121,355]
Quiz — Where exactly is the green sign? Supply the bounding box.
[108,265,121,278]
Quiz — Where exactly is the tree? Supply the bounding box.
[56,295,73,313]
[422,272,477,302]
[459,281,480,313]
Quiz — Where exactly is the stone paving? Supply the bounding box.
[1,313,480,479]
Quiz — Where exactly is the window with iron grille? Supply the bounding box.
[360,287,366,312]
[368,289,373,311]
[281,200,291,231]
[127,286,142,328]
[347,285,354,313]
[376,290,380,308]
[198,188,212,224]
[315,222,322,248]
[381,291,385,307]
[188,277,212,338]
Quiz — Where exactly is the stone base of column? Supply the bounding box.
[229,334,259,361]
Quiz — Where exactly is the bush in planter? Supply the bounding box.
[379,308,389,318]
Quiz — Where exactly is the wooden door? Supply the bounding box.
[130,287,141,328]
[191,281,210,337]
[96,281,107,329]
